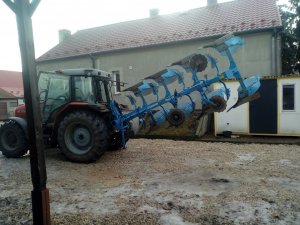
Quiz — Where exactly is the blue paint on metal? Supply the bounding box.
[237,75,261,98]
[109,34,261,147]
[151,108,170,126]
[177,98,195,118]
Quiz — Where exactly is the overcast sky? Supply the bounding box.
[0,0,288,71]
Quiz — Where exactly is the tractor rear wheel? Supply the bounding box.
[0,121,28,158]
[57,111,109,163]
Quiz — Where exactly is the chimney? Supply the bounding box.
[59,29,71,43]
[149,8,159,17]
[207,0,218,6]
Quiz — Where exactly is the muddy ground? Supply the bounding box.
[0,139,300,225]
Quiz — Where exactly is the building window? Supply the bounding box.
[282,84,295,111]
[112,70,121,93]
[9,101,18,107]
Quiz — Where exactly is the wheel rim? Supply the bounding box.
[167,108,185,126]
[1,129,18,151]
[64,122,93,155]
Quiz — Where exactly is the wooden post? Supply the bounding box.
[2,0,51,224]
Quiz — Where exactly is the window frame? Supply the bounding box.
[95,78,109,103]
[282,83,296,112]
[112,70,121,94]
[9,101,18,107]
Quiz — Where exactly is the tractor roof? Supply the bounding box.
[45,68,112,80]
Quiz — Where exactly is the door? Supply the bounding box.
[249,79,277,134]
[0,102,8,120]
[38,72,70,123]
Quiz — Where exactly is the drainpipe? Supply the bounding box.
[276,31,282,75]
[89,53,96,69]
[271,28,281,76]
[271,30,276,76]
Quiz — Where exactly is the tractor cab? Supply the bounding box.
[1,68,117,162]
[37,69,112,124]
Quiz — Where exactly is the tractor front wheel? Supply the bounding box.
[57,111,109,163]
[0,121,28,158]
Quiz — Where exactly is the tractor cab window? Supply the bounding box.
[97,80,108,103]
[38,72,70,122]
[74,76,95,103]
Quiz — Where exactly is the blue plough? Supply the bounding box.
[110,33,261,147]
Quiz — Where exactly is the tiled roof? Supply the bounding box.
[0,87,23,97]
[0,88,17,99]
[0,70,24,97]
[37,0,282,62]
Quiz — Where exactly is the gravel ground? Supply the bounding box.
[0,139,300,225]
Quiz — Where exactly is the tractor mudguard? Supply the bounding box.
[7,117,28,139]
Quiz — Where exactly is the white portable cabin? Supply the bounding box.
[214,75,300,136]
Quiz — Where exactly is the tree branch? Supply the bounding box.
[2,0,17,13]
[29,0,41,16]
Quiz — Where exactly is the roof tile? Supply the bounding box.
[37,0,282,62]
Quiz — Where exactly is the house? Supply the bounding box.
[0,70,24,119]
[36,0,282,95]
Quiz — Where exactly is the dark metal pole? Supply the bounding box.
[2,0,51,224]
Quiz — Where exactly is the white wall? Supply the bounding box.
[214,81,249,135]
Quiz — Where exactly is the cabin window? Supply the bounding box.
[97,80,108,103]
[112,70,121,94]
[74,76,95,103]
[282,84,295,111]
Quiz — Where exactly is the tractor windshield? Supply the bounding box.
[38,72,70,122]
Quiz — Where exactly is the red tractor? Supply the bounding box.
[0,69,129,163]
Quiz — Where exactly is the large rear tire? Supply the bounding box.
[57,111,109,163]
[0,121,28,158]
